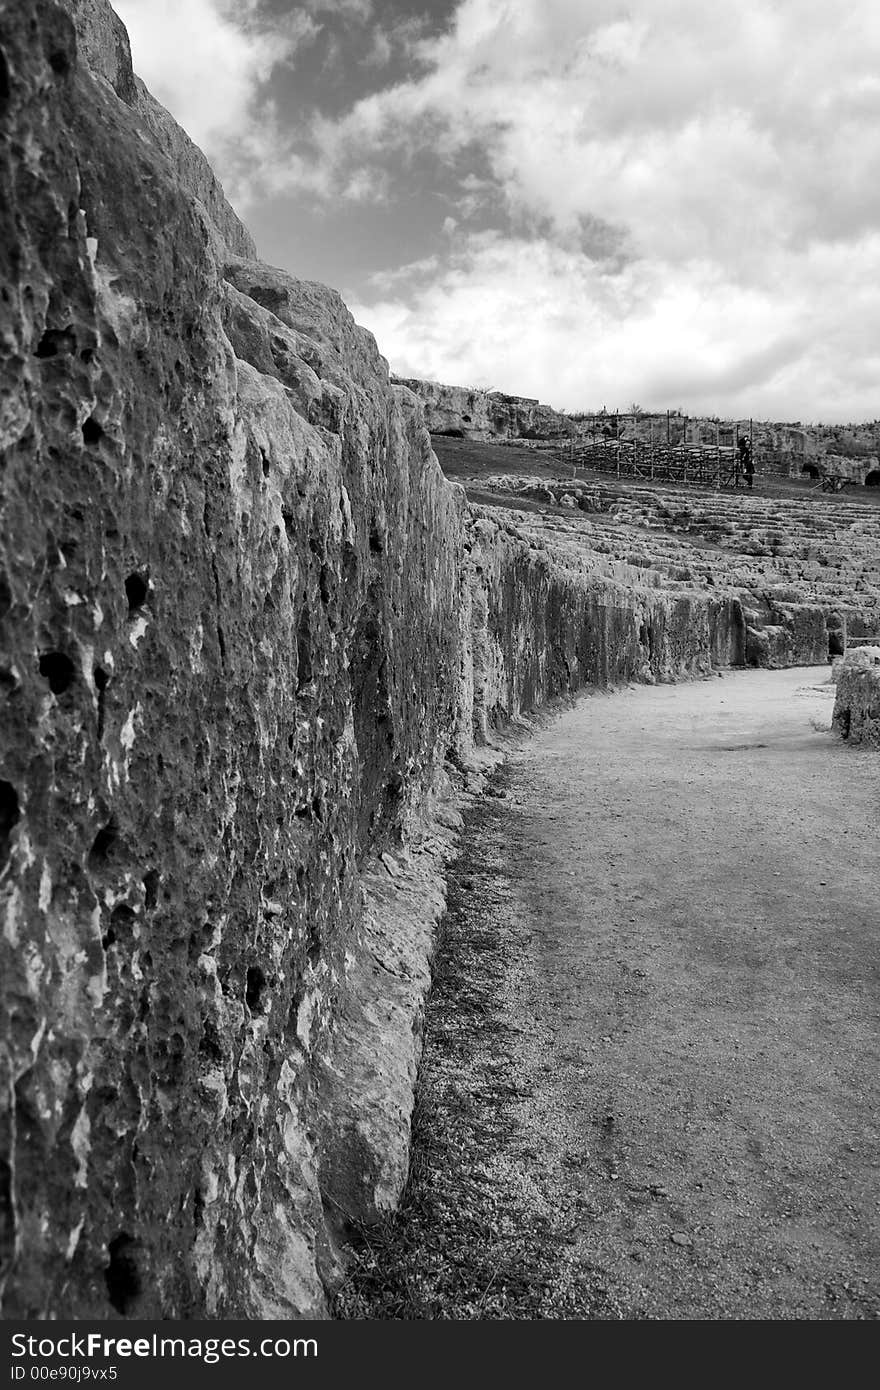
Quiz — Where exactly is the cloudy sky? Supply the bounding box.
[114,0,880,423]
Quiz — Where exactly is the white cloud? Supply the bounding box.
[334,0,880,419]
[349,229,880,422]
[113,0,319,205]
[330,0,880,263]
[113,0,880,419]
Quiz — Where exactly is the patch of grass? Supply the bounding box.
[332,780,621,1321]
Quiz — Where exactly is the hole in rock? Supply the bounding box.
[142,869,160,909]
[246,284,285,315]
[369,526,383,555]
[102,903,135,951]
[296,607,312,689]
[81,417,103,445]
[838,710,851,740]
[79,347,95,364]
[88,819,118,868]
[866,470,880,488]
[0,781,20,869]
[105,1233,142,1315]
[245,966,267,1014]
[39,651,75,694]
[48,48,70,77]
[124,572,148,611]
[35,326,76,358]
[94,665,109,738]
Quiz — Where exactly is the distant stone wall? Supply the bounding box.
[398,379,880,483]
[392,377,576,442]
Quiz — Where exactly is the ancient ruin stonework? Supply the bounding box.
[833,649,880,746]
[399,377,880,484]
[1,0,467,1318]
[392,377,576,442]
[0,0,867,1322]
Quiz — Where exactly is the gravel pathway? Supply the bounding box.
[338,667,880,1319]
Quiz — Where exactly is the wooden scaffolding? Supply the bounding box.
[558,412,754,490]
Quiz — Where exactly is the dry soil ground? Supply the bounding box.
[338,667,880,1319]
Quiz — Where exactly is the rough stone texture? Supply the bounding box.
[392,377,576,442]
[64,0,256,259]
[831,645,880,683]
[0,0,466,1318]
[1,0,867,1322]
[462,513,733,743]
[454,470,880,669]
[833,651,880,746]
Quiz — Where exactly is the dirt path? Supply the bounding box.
[338,667,880,1319]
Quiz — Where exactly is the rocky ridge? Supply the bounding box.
[0,0,859,1320]
[391,376,576,443]
[399,377,880,482]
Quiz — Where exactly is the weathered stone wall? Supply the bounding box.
[392,376,576,442]
[1,0,468,1318]
[64,0,256,259]
[0,0,842,1322]
[833,650,880,746]
[462,513,741,744]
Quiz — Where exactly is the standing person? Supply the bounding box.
[743,439,755,488]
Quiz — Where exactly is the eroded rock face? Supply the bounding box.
[0,0,854,1322]
[63,0,256,260]
[833,650,880,746]
[454,470,880,669]
[0,0,466,1318]
[392,377,576,442]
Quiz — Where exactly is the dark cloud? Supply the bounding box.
[117,0,880,420]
